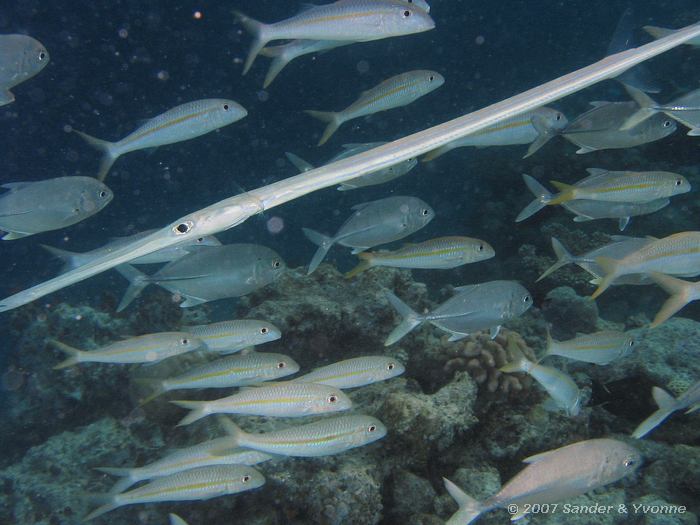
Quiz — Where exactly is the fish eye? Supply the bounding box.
[387,362,396,370]
[328,395,338,403]
[368,424,377,432]
[628,340,635,346]
[402,10,411,17]
[38,51,46,61]
[180,338,189,345]
[663,120,672,127]
[478,244,484,251]
[174,221,193,235]
[624,458,636,468]
[523,295,532,303]
[242,475,251,483]
[675,179,683,186]
[260,327,269,335]
[428,75,435,81]
[277,361,286,368]
[223,104,230,111]
[196,237,204,242]
[420,208,429,216]
[272,259,281,268]
[556,113,562,121]
[98,190,107,198]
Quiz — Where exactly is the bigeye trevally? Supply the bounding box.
[422,107,567,161]
[286,142,418,191]
[562,100,676,154]
[74,99,247,180]
[115,244,286,310]
[302,196,435,274]
[305,70,444,145]
[443,439,641,524]
[0,34,49,106]
[0,177,112,240]
[234,1,435,75]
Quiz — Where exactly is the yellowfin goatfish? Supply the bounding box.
[422,107,567,161]
[50,332,204,369]
[0,177,112,240]
[622,85,700,135]
[648,273,700,327]
[260,40,349,88]
[303,196,434,274]
[346,236,495,278]
[286,143,418,190]
[385,281,532,345]
[173,382,352,425]
[97,439,273,494]
[234,1,435,75]
[138,352,299,403]
[591,232,700,299]
[562,100,676,154]
[116,244,286,310]
[41,229,220,272]
[217,414,387,457]
[293,356,405,389]
[517,174,672,230]
[645,25,700,47]
[84,465,265,521]
[500,350,581,415]
[542,330,635,365]
[187,319,282,354]
[632,381,700,438]
[537,236,654,284]
[75,99,247,181]
[305,69,444,145]
[443,439,640,524]
[0,34,49,106]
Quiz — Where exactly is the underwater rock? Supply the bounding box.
[388,468,437,519]
[542,286,599,339]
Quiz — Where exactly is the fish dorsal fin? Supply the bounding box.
[585,168,609,178]
[651,386,676,410]
[1,182,34,191]
[576,146,597,154]
[589,101,611,108]
[523,448,560,464]
[573,215,594,222]
[180,296,208,307]
[447,332,470,342]
[298,3,319,13]
[351,202,373,212]
[452,284,479,294]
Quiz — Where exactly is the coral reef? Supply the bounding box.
[542,286,599,339]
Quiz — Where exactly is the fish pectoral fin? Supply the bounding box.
[573,215,594,222]
[687,128,700,137]
[522,448,561,464]
[575,146,597,154]
[0,90,15,106]
[618,217,630,231]
[1,182,34,191]
[2,231,31,240]
[179,296,208,307]
[447,332,470,342]
[489,325,501,339]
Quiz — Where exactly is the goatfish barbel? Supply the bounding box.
[1,22,699,313]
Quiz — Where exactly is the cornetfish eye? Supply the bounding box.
[174,221,193,235]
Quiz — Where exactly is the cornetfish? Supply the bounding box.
[1,22,700,313]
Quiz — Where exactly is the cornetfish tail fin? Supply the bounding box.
[285,152,315,173]
[631,386,677,438]
[537,237,575,282]
[304,110,343,146]
[233,10,271,75]
[302,227,335,274]
[443,478,483,525]
[516,174,551,222]
[73,130,119,182]
[384,291,424,346]
[49,339,85,369]
[619,84,660,130]
[523,114,557,158]
[115,264,150,312]
[591,256,620,299]
[649,272,698,327]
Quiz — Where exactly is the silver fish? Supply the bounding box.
[422,107,567,161]
[303,196,434,274]
[260,40,349,88]
[218,414,387,457]
[562,100,676,153]
[648,273,700,327]
[75,99,247,180]
[235,1,435,75]
[187,319,282,354]
[115,244,286,310]
[306,69,444,145]
[517,174,672,230]
[0,34,49,106]
[173,382,352,425]
[138,352,299,403]
[286,142,418,190]
[0,177,112,240]
[444,439,641,524]
[543,330,636,365]
[42,229,221,272]
[293,356,405,389]
[384,281,532,345]
[84,465,265,521]
[406,0,430,12]
[632,381,700,438]
[622,85,700,135]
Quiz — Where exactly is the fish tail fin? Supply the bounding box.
[631,386,677,438]
[114,264,150,312]
[523,114,557,158]
[302,227,334,274]
[132,377,167,405]
[649,272,696,327]
[107,477,136,495]
[384,291,424,346]
[537,237,575,282]
[443,478,483,525]
[516,174,551,222]
[547,181,575,205]
[171,400,211,426]
[499,346,530,373]
[217,416,244,448]
[259,48,289,88]
[40,244,82,273]
[345,253,373,279]
[304,110,342,146]
[285,152,315,173]
[643,25,674,41]
[94,468,137,493]
[83,494,119,521]
[233,10,271,75]
[542,327,554,361]
[49,339,83,369]
[620,84,659,130]
[73,130,119,182]
[591,257,621,299]
[421,145,451,162]
[686,403,700,415]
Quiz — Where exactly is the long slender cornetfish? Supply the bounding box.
[1,21,699,313]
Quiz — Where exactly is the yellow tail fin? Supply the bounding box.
[591,256,620,299]
[546,181,576,205]
[344,253,373,279]
[649,272,693,327]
